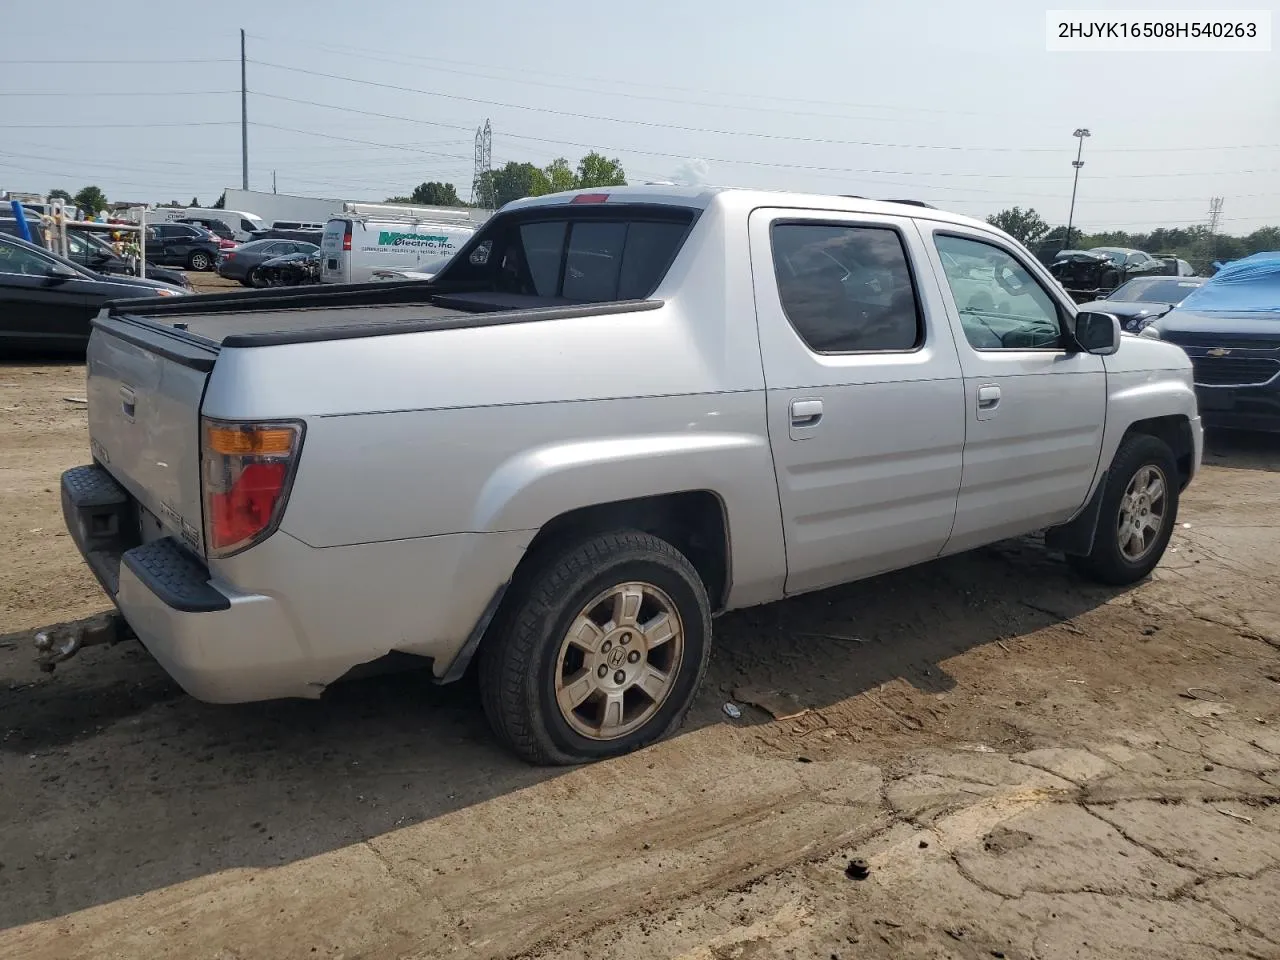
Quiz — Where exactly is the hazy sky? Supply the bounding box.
[3,0,1277,234]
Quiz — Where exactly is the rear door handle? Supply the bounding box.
[790,398,824,426]
[976,383,1001,420]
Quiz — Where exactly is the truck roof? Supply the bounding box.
[503,185,993,232]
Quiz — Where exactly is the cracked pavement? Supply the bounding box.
[1,367,1278,959]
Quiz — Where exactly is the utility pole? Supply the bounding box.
[240,29,249,191]
[1065,127,1090,249]
[272,170,277,195]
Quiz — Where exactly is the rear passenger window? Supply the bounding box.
[771,223,922,353]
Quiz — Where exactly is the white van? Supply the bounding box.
[319,215,476,284]
[143,207,265,242]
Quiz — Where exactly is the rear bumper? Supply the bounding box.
[61,464,527,702]
[61,464,305,702]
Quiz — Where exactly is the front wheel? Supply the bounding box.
[479,530,712,765]
[1068,434,1179,585]
[188,251,212,271]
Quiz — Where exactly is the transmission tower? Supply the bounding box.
[471,119,492,207]
[1204,197,1224,267]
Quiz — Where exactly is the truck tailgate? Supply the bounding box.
[86,315,218,556]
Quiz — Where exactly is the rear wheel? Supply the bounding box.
[479,530,711,765]
[1068,434,1179,585]
[188,251,212,271]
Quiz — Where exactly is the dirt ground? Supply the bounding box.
[1,360,1278,960]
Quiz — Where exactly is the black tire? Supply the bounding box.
[479,530,712,765]
[247,267,265,288]
[188,251,212,271]
[1067,434,1179,586]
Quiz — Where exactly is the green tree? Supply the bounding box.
[190,196,200,208]
[480,161,551,208]
[543,158,577,193]
[73,185,108,215]
[985,207,1050,246]
[47,188,73,202]
[407,181,462,206]
[575,152,626,188]
[211,191,226,209]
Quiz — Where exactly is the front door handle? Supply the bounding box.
[790,398,824,427]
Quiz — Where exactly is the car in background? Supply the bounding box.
[216,239,319,286]
[64,230,194,290]
[256,250,320,287]
[0,233,187,351]
[144,223,221,271]
[1,216,195,290]
[319,214,474,284]
[175,216,237,242]
[1088,247,1170,277]
[1144,251,1280,432]
[1081,275,1206,333]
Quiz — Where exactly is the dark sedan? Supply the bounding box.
[217,239,319,286]
[0,234,187,352]
[1146,252,1280,432]
[1082,276,1206,333]
[143,223,221,271]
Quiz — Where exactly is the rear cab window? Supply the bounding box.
[436,204,695,303]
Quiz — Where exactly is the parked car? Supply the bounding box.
[319,214,474,283]
[1144,251,1280,432]
[146,206,265,242]
[144,223,220,271]
[217,239,319,287]
[0,233,186,350]
[1,216,195,290]
[64,230,194,290]
[175,216,237,242]
[1048,250,1123,302]
[1088,247,1169,277]
[1081,275,1206,333]
[245,228,324,246]
[56,186,1201,765]
[257,250,319,287]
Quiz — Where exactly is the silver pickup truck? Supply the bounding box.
[57,186,1202,764]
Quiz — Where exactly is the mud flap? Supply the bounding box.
[1044,471,1108,557]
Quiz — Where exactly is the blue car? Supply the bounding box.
[1146,252,1280,432]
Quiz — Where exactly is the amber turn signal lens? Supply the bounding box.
[205,425,296,456]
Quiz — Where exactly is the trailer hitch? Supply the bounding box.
[33,613,133,673]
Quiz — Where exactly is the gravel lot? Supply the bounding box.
[1,358,1277,959]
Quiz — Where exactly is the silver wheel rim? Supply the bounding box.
[1116,464,1168,562]
[554,582,685,741]
[193,254,209,269]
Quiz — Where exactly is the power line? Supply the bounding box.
[0,89,236,97]
[248,58,1280,156]
[0,58,236,64]
[0,120,237,129]
[244,93,1280,203]
[250,59,1079,154]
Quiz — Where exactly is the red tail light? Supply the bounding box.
[202,419,304,557]
[571,193,610,204]
[342,225,352,251]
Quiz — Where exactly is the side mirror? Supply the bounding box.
[44,261,80,281]
[1074,311,1122,356]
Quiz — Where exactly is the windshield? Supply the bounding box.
[1108,277,1204,303]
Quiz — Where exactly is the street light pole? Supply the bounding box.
[1065,127,1090,249]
